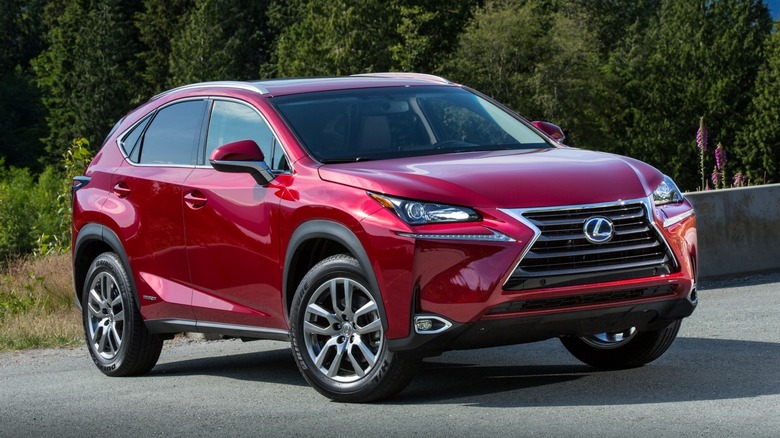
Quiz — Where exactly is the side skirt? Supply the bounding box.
[145,319,290,342]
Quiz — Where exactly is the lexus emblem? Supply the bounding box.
[583,217,614,244]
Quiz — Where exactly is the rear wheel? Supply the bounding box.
[290,254,420,402]
[82,252,163,376]
[560,320,682,369]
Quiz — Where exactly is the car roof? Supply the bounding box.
[152,73,457,101]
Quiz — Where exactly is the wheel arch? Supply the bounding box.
[283,220,385,327]
[73,223,136,310]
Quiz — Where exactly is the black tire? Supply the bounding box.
[290,254,420,402]
[81,252,163,376]
[560,320,682,370]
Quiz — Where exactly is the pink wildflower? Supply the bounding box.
[715,143,727,170]
[696,117,708,152]
[733,172,746,187]
[711,167,721,188]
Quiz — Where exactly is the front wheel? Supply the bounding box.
[290,254,419,402]
[560,320,682,369]
[82,252,163,376]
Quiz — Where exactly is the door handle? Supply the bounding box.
[184,191,207,209]
[112,182,131,198]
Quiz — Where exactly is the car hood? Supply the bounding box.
[317,148,664,209]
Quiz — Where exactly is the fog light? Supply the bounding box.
[413,315,453,335]
[415,319,433,332]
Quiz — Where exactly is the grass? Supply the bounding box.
[0,253,82,352]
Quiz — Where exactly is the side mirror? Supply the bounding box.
[531,121,566,143]
[209,139,275,185]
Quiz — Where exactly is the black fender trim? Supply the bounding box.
[73,223,137,311]
[145,318,290,341]
[283,220,387,329]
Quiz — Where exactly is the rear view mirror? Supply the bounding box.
[360,100,410,115]
[531,121,566,143]
[209,139,275,185]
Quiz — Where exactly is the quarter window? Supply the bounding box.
[120,116,151,163]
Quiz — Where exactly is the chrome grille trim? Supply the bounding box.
[500,198,678,290]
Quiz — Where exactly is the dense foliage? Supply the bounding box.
[1,0,780,259]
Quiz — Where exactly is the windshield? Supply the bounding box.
[270,86,550,162]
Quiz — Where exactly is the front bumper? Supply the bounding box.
[389,295,697,354]
[361,197,698,348]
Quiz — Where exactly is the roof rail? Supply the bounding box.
[150,81,268,101]
[351,72,451,85]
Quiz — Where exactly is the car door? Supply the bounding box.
[110,98,207,322]
[182,98,291,331]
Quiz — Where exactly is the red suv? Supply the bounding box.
[72,73,698,402]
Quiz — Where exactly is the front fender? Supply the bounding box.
[283,220,388,329]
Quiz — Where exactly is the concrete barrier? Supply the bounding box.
[685,183,780,279]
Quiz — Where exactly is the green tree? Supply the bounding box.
[736,23,780,184]
[168,0,273,86]
[135,0,195,96]
[0,70,47,171]
[527,7,620,149]
[275,0,399,76]
[261,0,307,77]
[33,0,145,157]
[609,0,771,190]
[563,0,661,58]
[443,0,548,115]
[1,0,47,73]
[0,165,63,260]
[0,0,48,170]
[391,0,477,73]
[273,0,477,77]
[0,166,37,259]
[443,0,613,149]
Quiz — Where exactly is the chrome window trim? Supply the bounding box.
[499,197,681,289]
[115,96,294,173]
[118,162,197,169]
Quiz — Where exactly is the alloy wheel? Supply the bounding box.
[86,271,125,360]
[302,277,383,383]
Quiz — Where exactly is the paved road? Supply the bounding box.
[2,274,779,438]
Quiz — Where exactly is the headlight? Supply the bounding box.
[653,175,684,205]
[369,193,481,225]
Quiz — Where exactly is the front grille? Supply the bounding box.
[504,202,676,290]
[487,285,677,314]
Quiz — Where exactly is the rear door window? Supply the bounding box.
[137,100,207,165]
